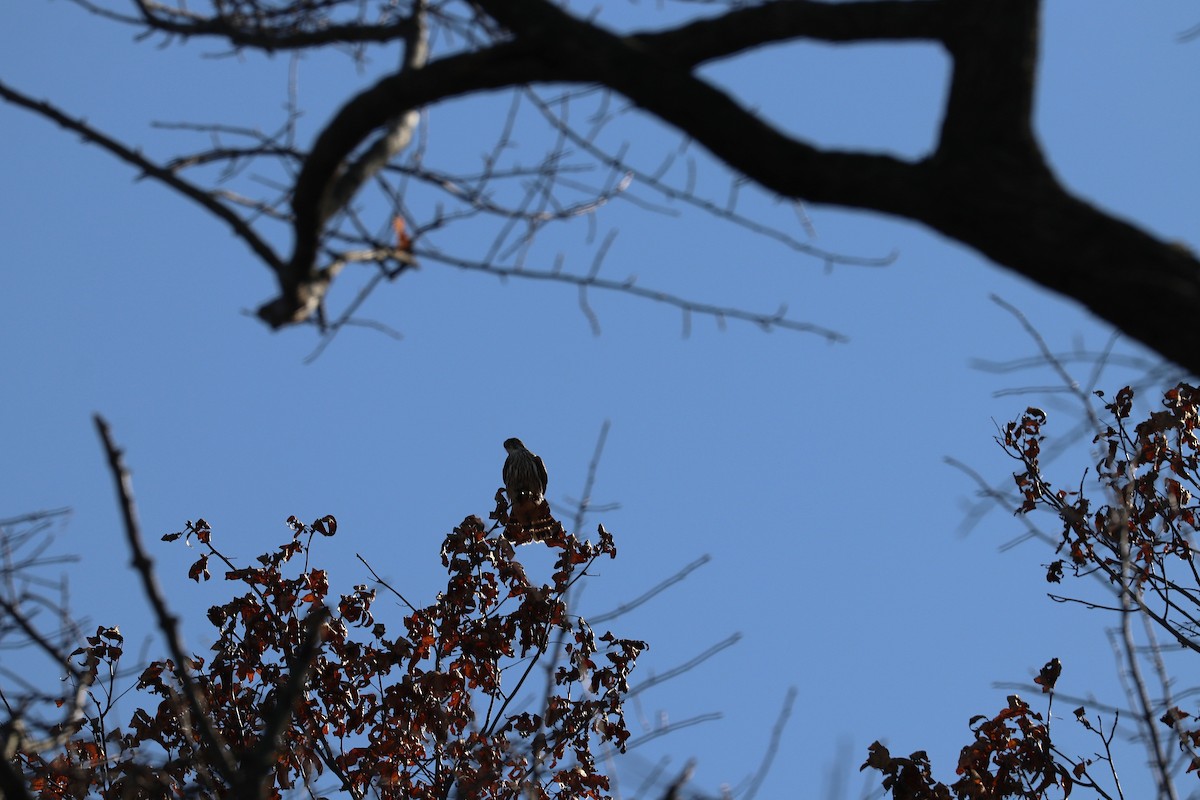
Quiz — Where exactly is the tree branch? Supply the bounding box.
[10,0,1200,373]
[634,0,947,65]
[92,414,238,783]
[743,687,797,800]
[476,0,925,216]
[0,724,34,800]
[67,0,418,50]
[261,39,572,326]
[423,249,847,340]
[240,606,330,798]
[478,0,1200,374]
[0,80,285,277]
[326,3,429,215]
[936,0,1040,160]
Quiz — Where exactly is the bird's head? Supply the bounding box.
[503,437,526,453]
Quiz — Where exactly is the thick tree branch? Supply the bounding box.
[327,3,430,213]
[919,167,1200,375]
[936,0,1040,160]
[11,0,1200,372]
[474,0,1200,374]
[269,1,927,326]
[634,0,947,64]
[475,0,925,217]
[256,6,433,329]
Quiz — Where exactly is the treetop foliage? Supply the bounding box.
[14,495,644,800]
[860,381,1200,799]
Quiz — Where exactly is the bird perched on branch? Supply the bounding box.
[503,437,552,532]
[503,437,547,506]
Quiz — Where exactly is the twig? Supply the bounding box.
[0,509,71,528]
[570,421,611,533]
[66,0,416,49]
[742,687,797,800]
[626,713,722,751]
[301,269,394,364]
[1118,555,1177,800]
[356,554,417,612]
[524,88,896,269]
[426,250,846,340]
[591,555,711,625]
[0,597,83,680]
[989,295,1102,432]
[629,633,741,698]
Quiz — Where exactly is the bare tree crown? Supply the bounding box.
[4,0,1195,369]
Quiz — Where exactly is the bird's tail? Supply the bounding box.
[505,497,559,542]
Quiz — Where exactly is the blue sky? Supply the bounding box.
[4,2,1200,798]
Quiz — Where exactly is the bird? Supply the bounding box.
[503,437,548,505]
[503,437,551,531]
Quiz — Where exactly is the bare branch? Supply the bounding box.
[91,414,237,782]
[627,713,723,751]
[68,0,418,49]
[241,606,331,798]
[742,687,797,800]
[327,3,430,216]
[426,250,846,340]
[570,420,612,534]
[628,633,742,698]
[1117,544,1177,799]
[266,38,568,327]
[591,555,712,625]
[0,80,285,277]
[6,0,1200,375]
[356,553,417,612]
[526,84,892,267]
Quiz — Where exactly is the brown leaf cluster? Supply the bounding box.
[862,695,1071,800]
[16,499,642,800]
[866,383,1200,798]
